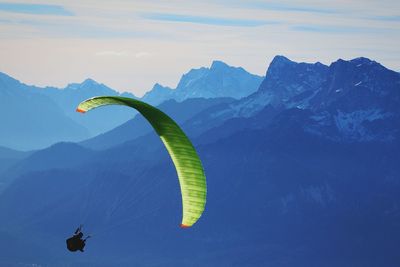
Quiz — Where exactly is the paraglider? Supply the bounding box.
[76,96,207,228]
[66,225,90,252]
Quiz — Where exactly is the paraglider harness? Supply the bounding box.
[66,225,90,252]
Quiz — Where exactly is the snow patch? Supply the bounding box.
[232,91,274,117]
[334,109,393,141]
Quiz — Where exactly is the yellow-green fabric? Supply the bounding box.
[77,96,206,227]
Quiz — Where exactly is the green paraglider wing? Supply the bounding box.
[76,96,206,228]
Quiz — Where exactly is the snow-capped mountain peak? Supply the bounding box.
[142,60,263,105]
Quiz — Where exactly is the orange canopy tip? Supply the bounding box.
[180,224,190,229]
[76,108,86,113]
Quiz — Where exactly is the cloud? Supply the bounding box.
[290,23,395,34]
[216,1,340,14]
[0,2,73,16]
[142,12,277,27]
[290,25,359,34]
[368,15,400,22]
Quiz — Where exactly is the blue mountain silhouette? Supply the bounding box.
[0,61,260,151]
[0,56,399,266]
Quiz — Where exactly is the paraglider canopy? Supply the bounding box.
[76,96,207,228]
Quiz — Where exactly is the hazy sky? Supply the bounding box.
[0,0,399,96]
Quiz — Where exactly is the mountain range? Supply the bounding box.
[0,56,399,266]
[0,61,262,151]
[81,55,400,150]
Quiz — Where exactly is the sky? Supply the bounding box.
[0,0,399,96]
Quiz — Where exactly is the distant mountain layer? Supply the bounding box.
[141,60,263,105]
[0,146,27,159]
[0,73,90,150]
[0,61,261,151]
[0,72,140,150]
[0,146,30,178]
[38,78,138,136]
